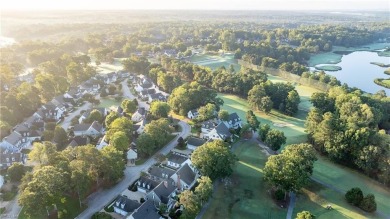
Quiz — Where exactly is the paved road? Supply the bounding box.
[286,192,296,219]
[75,121,191,219]
[2,194,22,219]
[61,102,92,130]
[121,80,149,110]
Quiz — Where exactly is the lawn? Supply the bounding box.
[203,141,287,219]
[219,93,390,217]
[293,181,382,219]
[98,97,122,109]
[187,54,241,72]
[18,196,86,219]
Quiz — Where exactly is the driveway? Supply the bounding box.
[75,121,191,219]
[61,102,92,130]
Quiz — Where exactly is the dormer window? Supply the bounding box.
[12,157,15,161]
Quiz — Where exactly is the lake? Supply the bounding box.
[314,51,390,95]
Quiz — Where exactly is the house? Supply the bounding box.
[132,107,146,122]
[64,87,81,100]
[113,195,141,216]
[140,90,149,99]
[187,109,199,120]
[0,132,23,150]
[148,93,166,102]
[117,70,130,78]
[52,95,75,110]
[96,135,109,150]
[127,147,137,166]
[133,119,147,135]
[149,166,176,182]
[223,112,242,129]
[136,176,159,194]
[0,148,26,169]
[102,72,118,84]
[186,137,206,151]
[73,121,104,138]
[170,163,197,191]
[79,108,107,124]
[34,102,65,121]
[68,136,90,147]
[146,179,177,209]
[79,79,101,93]
[201,120,217,135]
[205,122,232,141]
[167,153,188,169]
[128,200,162,219]
[135,77,154,92]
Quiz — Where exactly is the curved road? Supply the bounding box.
[75,121,191,219]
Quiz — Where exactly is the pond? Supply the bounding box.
[312,50,390,95]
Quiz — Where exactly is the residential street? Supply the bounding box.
[75,121,191,219]
[61,102,92,130]
[121,79,150,110]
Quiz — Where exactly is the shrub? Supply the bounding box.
[275,188,285,201]
[104,204,114,212]
[296,210,315,219]
[359,194,377,212]
[140,197,145,203]
[345,187,363,206]
[91,212,113,219]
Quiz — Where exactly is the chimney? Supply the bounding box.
[177,174,181,190]
[164,181,168,188]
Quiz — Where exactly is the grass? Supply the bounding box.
[219,93,390,217]
[187,54,241,72]
[18,196,86,219]
[98,97,122,108]
[384,68,390,75]
[374,78,390,89]
[314,65,342,71]
[293,181,382,219]
[203,141,287,219]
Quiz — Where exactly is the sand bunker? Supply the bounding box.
[273,123,294,128]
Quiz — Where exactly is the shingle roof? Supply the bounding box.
[186,137,206,147]
[91,121,103,132]
[73,123,91,132]
[176,163,196,186]
[68,136,88,147]
[201,120,216,129]
[149,166,175,179]
[0,148,25,165]
[4,132,22,145]
[215,122,232,139]
[114,195,141,213]
[228,112,241,124]
[137,107,146,116]
[167,153,187,165]
[130,200,161,219]
[153,179,176,204]
[137,176,159,191]
[14,124,29,133]
[150,93,166,101]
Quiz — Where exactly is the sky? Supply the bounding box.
[1,0,389,11]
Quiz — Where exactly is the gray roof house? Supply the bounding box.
[171,163,197,191]
[128,199,162,219]
[136,176,160,194]
[146,179,177,208]
[223,112,242,129]
[68,136,90,147]
[113,195,141,216]
[204,122,232,141]
[149,166,176,182]
[0,148,26,169]
[186,137,206,151]
[73,121,104,138]
[167,153,188,169]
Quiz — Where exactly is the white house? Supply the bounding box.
[204,122,232,141]
[136,176,159,194]
[223,112,242,129]
[167,153,189,169]
[145,179,177,210]
[73,121,104,138]
[186,137,206,151]
[127,148,137,166]
[132,107,146,122]
[187,109,199,120]
[201,120,217,135]
[0,148,26,169]
[113,195,141,216]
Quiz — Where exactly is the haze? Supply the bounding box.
[1,0,389,11]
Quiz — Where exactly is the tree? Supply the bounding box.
[345,187,364,206]
[246,110,260,131]
[195,176,213,204]
[45,122,56,131]
[53,126,68,150]
[105,111,119,128]
[106,117,133,141]
[191,140,237,180]
[258,124,271,142]
[218,110,229,121]
[144,118,171,146]
[265,129,286,151]
[177,137,186,149]
[285,90,300,116]
[29,142,58,165]
[359,194,377,212]
[197,103,216,121]
[259,96,273,114]
[136,133,155,157]
[69,160,90,207]
[121,99,137,114]
[7,162,25,182]
[85,109,103,123]
[296,211,315,219]
[264,144,317,195]
[110,131,130,152]
[248,84,267,110]
[150,101,170,118]
[101,146,125,183]
[179,190,201,219]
